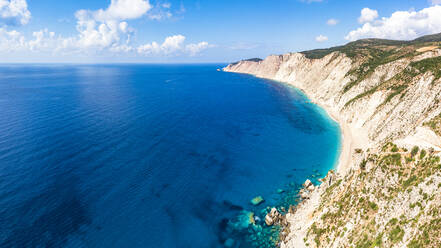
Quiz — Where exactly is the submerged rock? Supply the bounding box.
[224,238,235,247]
[251,196,265,205]
[248,212,256,225]
[230,211,257,230]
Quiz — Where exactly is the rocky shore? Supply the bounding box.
[224,34,441,247]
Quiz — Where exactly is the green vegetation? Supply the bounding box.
[301,34,441,95]
[368,201,378,211]
[424,114,441,136]
[403,175,417,189]
[302,33,441,60]
[302,34,441,108]
[389,226,404,243]
[409,56,441,81]
[411,146,420,157]
[296,33,441,248]
[406,214,441,247]
[383,84,408,104]
[360,159,367,170]
[305,143,441,248]
[344,65,420,107]
[230,58,262,66]
[381,153,402,166]
[420,150,427,159]
[309,223,326,247]
[301,38,409,60]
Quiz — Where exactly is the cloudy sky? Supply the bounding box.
[0,0,441,63]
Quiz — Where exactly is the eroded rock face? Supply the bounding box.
[224,50,441,152]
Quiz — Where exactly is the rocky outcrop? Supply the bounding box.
[265,208,281,226]
[224,36,441,247]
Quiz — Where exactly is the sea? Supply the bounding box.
[0,64,340,248]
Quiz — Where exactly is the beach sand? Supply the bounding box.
[324,107,354,175]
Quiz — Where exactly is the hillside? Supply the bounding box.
[223,33,441,247]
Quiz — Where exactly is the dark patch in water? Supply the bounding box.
[152,183,172,198]
[1,177,90,247]
[223,200,244,211]
[217,218,230,245]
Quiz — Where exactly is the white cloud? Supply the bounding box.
[358,8,378,24]
[0,0,211,58]
[0,27,25,51]
[0,0,31,26]
[137,35,211,56]
[315,35,328,42]
[161,34,186,54]
[186,42,209,56]
[0,28,72,53]
[430,0,441,5]
[147,2,173,21]
[74,12,126,49]
[28,29,56,51]
[92,0,152,22]
[147,11,172,20]
[346,5,441,41]
[327,18,338,26]
[0,0,145,53]
[71,0,152,50]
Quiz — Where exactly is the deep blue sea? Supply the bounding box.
[0,64,340,248]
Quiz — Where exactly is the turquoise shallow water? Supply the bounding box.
[0,64,340,248]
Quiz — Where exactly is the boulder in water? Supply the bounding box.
[250,196,264,205]
[265,207,281,226]
[265,215,274,226]
[303,179,313,188]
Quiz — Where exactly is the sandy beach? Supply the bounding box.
[321,106,354,175]
[285,85,356,176]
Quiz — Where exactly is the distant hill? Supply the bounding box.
[301,32,441,59]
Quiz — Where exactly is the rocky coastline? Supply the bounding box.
[223,34,441,247]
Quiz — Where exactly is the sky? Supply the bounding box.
[0,0,441,63]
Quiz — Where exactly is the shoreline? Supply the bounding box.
[285,85,354,176]
[222,68,362,247]
[259,75,355,176]
[314,102,353,176]
[224,70,355,176]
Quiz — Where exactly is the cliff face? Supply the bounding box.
[224,36,441,247]
[224,49,441,151]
